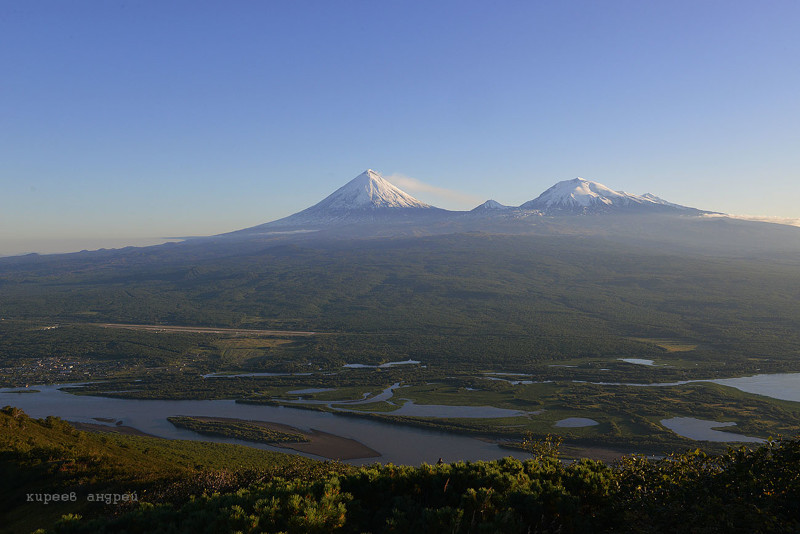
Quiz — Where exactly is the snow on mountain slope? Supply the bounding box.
[520,177,694,214]
[640,193,690,209]
[471,199,511,211]
[243,170,442,230]
[230,172,705,238]
[310,169,432,210]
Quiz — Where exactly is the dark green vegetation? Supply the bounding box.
[3,230,800,530]
[4,410,799,533]
[267,380,800,455]
[167,416,309,444]
[0,408,352,534]
[2,234,800,377]
[2,233,800,454]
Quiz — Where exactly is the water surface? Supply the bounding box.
[0,384,530,466]
[579,372,800,401]
[660,417,764,443]
[711,373,800,402]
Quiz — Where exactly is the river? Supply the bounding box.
[0,383,530,466]
[2,372,797,462]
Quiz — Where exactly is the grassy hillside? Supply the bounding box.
[0,407,351,534]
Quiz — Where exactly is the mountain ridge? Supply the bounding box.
[518,177,699,215]
[6,169,798,260]
[233,170,702,236]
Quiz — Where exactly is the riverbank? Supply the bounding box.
[69,421,158,437]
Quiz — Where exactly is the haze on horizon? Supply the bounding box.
[2,1,799,256]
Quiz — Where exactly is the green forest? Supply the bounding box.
[3,234,800,382]
[2,234,800,371]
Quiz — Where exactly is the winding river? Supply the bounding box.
[0,384,530,466]
[2,372,797,463]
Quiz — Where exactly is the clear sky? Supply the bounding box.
[2,1,799,255]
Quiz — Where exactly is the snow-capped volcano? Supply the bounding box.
[308,169,431,210]
[239,170,444,231]
[520,177,694,214]
[229,171,705,238]
[470,199,511,212]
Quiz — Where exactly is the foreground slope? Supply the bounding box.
[0,407,350,534]
[5,409,799,534]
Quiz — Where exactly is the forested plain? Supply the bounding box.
[3,234,800,447]
[2,232,800,531]
[3,233,800,372]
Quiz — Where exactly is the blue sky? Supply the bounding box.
[2,1,799,254]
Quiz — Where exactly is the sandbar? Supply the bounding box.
[184,416,380,461]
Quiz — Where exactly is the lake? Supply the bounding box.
[661,417,765,443]
[711,373,800,402]
[555,417,599,428]
[580,372,800,398]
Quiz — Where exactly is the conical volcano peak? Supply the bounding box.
[329,169,431,209]
[352,169,382,183]
[345,169,399,194]
[244,169,439,230]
